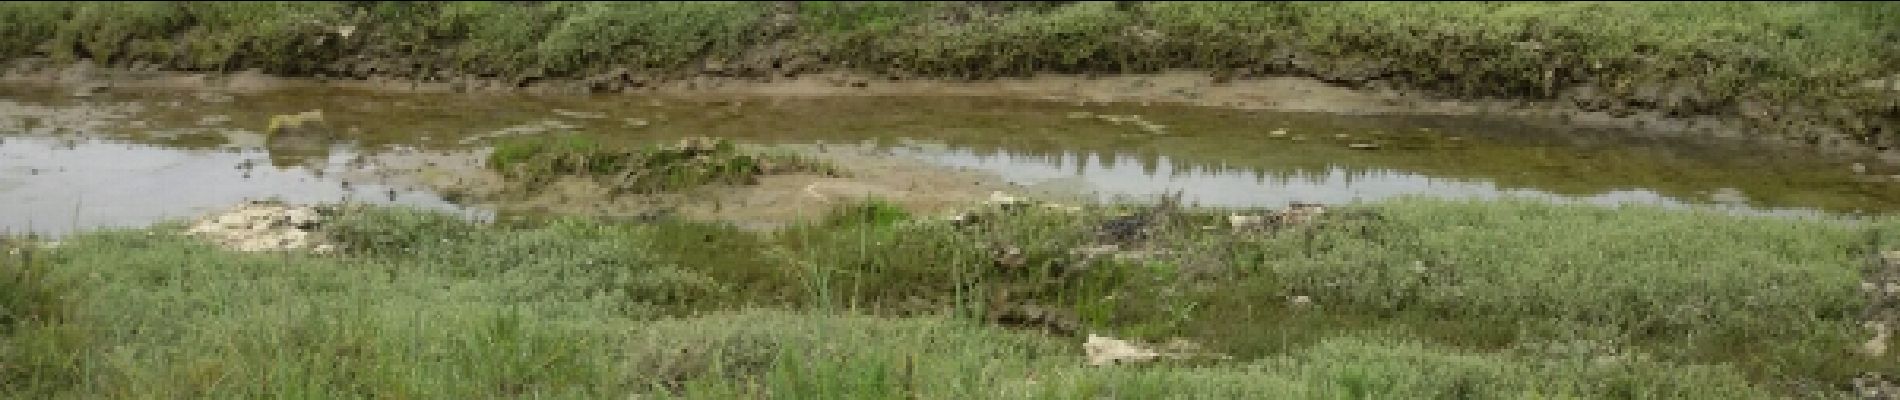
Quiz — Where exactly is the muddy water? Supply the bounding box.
[2,84,1897,233]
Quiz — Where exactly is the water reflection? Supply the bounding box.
[893,140,1824,217]
[0,136,476,235]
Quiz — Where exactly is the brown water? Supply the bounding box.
[4,84,1898,234]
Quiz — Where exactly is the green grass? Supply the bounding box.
[4,198,1894,397]
[0,237,86,397]
[781,197,1896,387]
[0,2,1894,140]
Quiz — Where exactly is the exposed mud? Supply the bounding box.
[333,142,1053,231]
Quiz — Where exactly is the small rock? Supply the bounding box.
[1289,295,1314,308]
[1268,129,1288,137]
[1066,111,1094,119]
[1347,142,1380,150]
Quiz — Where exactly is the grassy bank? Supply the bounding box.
[2,198,1894,398]
[0,2,1896,144]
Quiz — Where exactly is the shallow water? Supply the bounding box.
[2,84,1896,233]
[0,135,472,235]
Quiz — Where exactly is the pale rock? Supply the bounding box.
[1084,334,1161,366]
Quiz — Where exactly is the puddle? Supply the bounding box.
[3,84,1898,233]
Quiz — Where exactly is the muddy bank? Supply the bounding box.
[1,2,1893,160]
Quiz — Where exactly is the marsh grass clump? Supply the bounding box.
[0,237,65,334]
[815,198,913,228]
[318,203,476,256]
[487,135,835,195]
[779,196,1900,392]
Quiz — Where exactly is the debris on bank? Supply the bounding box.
[1861,250,1900,357]
[945,191,1083,226]
[1227,202,1328,231]
[1083,334,1229,366]
[1854,373,1900,400]
[1084,334,1159,366]
[184,201,336,253]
